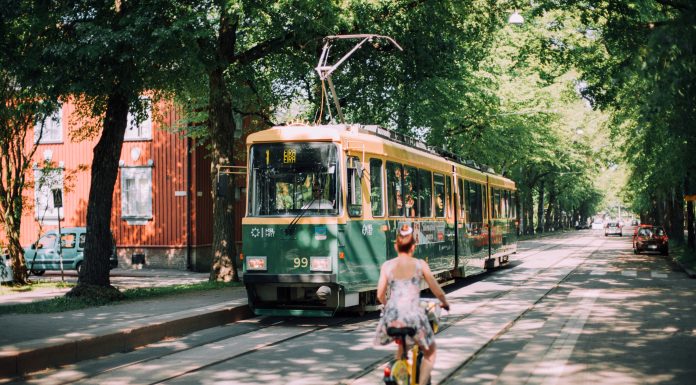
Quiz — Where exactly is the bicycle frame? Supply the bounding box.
[383,301,442,385]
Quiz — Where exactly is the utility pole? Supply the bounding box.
[52,188,64,282]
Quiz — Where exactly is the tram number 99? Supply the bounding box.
[293,257,309,268]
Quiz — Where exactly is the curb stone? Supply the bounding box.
[672,257,696,278]
[0,303,253,378]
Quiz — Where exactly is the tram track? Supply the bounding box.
[16,232,600,385]
[438,235,604,385]
[340,233,603,385]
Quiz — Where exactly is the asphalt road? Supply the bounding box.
[9,228,696,385]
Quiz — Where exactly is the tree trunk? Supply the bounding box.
[670,186,685,244]
[3,212,28,285]
[208,66,239,282]
[536,180,545,234]
[67,91,129,299]
[688,200,695,250]
[0,170,29,284]
[525,188,534,234]
[544,185,556,232]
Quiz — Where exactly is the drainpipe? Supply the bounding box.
[186,137,192,270]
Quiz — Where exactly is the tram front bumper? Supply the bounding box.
[243,274,344,316]
[242,273,336,284]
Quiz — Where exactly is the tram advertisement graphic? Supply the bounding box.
[398,221,445,245]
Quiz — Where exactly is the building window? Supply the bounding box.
[124,98,152,141]
[34,168,64,222]
[121,167,153,220]
[34,107,62,144]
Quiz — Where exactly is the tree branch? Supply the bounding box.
[654,0,693,12]
[232,30,297,65]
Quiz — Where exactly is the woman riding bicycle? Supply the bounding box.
[374,224,450,385]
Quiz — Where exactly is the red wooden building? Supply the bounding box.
[4,99,247,271]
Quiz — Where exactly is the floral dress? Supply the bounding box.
[374,258,435,348]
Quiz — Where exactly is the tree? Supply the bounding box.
[0,1,60,285]
[536,0,696,243]
[42,1,204,298]
[176,1,506,281]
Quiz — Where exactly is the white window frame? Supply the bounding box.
[34,106,63,144]
[120,166,153,221]
[34,168,64,222]
[124,98,152,141]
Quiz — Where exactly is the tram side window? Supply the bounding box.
[510,192,517,218]
[418,169,432,217]
[347,156,362,217]
[434,174,445,218]
[492,189,501,219]
[387,162,404,216]
[483,185,488,222]
[446,176,452,218]
[465,181,484,224]
[404,166,418,218]
[370,159,384,217]
[458,178,466,222]
[502,190,510,218]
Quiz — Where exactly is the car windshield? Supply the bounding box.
[608,223,618,227]
[248,142,339,217]
[639,228,654,237]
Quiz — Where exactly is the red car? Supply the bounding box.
[632,225,669,255]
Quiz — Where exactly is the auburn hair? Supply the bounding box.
[395,224,416,253]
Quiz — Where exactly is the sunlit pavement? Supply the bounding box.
[445,228,696,385]
[4,229,695,385]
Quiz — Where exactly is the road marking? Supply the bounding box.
[590,270,606,275]
[651,271,668,278]
[621,270,637,277]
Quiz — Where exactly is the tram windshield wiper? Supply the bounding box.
[284,196,317,236]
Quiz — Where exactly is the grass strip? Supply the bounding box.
[0,280,75,295]
[0,280,242,315]
[674,244,696,271]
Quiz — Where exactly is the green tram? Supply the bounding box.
[242,124,518,316]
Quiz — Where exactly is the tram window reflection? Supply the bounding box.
[434,174,445,218]
[387,162,404,216]
[418,169,432,217]
[404,166,418,218]
[248,142,338,216]
[370,159,384,217]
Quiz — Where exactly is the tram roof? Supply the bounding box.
[247,123,514,188]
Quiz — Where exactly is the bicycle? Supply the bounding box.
[383,300,448,385]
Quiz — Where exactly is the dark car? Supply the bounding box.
[632,225,668,255]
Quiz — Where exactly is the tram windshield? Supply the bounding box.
[248,142,339,216]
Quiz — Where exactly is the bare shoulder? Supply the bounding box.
[419,259,433,274]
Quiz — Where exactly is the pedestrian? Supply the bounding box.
[374,224,450,385]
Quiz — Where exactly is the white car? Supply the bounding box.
[591,220,604,230]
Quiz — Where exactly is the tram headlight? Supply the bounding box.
[246,256,267,271]
[310,256,331,272]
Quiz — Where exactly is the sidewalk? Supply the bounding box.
[0,268,213,306]
[0,269,252,378]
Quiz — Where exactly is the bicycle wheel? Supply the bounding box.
[391,360,410,385]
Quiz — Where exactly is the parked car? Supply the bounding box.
[575,222,590,230]
[632,225,668,255]
[591,218,604,230]
[23,227,118,275]
[605,222,622,236]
